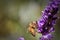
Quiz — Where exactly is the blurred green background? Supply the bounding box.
[0,0,60,40]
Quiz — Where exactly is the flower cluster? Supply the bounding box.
[37,0,60,40]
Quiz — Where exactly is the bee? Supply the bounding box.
[28,21,37,37]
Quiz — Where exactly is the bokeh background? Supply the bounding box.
[0,0,60,40]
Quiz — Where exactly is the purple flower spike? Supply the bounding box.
[36,0,60,40]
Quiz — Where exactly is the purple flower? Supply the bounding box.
[17,37,25,40]
[40,34,53,40]
[37,0,60,40]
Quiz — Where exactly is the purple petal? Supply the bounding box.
[37,28,43,33]
[49,27,55,32]
[37,19,45,28]
[52,20,56,25]
[40,34,53,40]
[17,37,24,40]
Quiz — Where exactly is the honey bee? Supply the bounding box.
[28,21,37,37]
